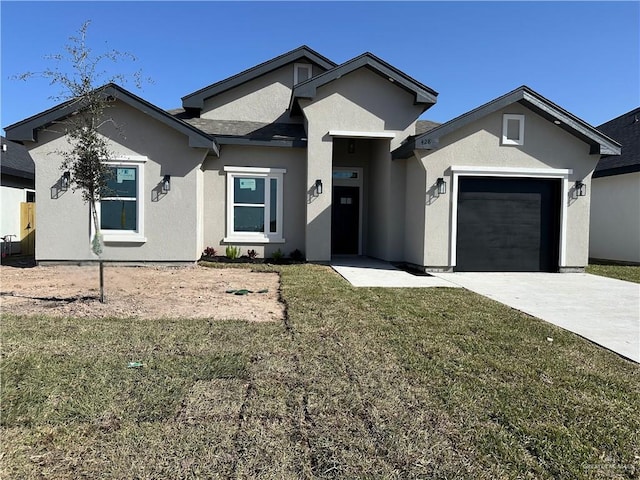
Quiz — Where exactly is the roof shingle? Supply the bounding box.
[1,135,35,179]
[594,107,640,178]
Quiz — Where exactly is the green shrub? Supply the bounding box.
[225,245,240,260]
[271,248,284,263]
[290,249,304,262]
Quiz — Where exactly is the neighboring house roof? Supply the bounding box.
[0,135,35,180]
[593,107,640,178]
[290,52,438,115]
[415,119,440,135]
[181,46,337,111]
[4,83,219,155]
[393,85,622,159]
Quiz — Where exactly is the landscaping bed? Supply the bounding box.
[0,264,284,322]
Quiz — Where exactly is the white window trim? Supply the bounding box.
[502,114,525,146]
[449,166,572,269]
[96,157,147,243]
[294,63,313,85]
[223,166,286,244]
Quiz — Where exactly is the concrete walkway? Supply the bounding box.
[331,257,460,288]
[331,258,639,362]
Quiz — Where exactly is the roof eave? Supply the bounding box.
[593,163,640,178]
[0,166,35,180]
[215,136,307,148]
[182,46,337,111]
[4,84,220,156]
[408,86,621,157]
[289,53,438,116]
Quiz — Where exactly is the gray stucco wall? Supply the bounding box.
[28,101,208,262]
[590,172,640,263]
[403,158,426,266]
[299,67,424,261]
[415,103,600,269]
[200,63,324,124]
[201,145,307,259]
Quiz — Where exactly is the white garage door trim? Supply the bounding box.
[450,166,572,269]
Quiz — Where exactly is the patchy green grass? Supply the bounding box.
[2,264,639,479]
[587,264,640,284]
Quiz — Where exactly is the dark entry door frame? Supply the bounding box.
[449,166,571,270]
[331,167,363,255]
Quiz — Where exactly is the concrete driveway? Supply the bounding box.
[431,272,640,363]
[332,258,639,362]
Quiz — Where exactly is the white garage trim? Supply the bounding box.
[449,166,572,269]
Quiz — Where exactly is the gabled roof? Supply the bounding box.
[392,85,621,159]
[594,107,640,178]
[182,46,337,111]
[0,135,34,180]
[4,83,219,155]
[290,52,438,114]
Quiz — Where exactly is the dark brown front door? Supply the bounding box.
[332,186,359,255]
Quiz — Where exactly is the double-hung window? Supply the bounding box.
[98,158,146,242]
[224,166,285,243]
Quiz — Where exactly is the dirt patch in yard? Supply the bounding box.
[0,264,284,322]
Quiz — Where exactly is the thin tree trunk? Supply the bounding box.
[99,260,104,303]
[89,200,105,303]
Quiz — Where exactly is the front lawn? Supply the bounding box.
[587,264,640,284]
[2,264,639,479]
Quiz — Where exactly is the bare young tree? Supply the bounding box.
[16,21,147,302]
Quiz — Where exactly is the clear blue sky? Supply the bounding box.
[2,1,638,132]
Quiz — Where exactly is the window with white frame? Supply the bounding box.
[224,166,285,243]
[502,114,525,146]
[98,158,146,242]
[294,63,312,85]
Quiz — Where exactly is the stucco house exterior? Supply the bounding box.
[3,46,621,271]
[589,108,640,264]
[1,136,35,255]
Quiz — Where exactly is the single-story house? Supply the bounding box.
[0,136,35,255]
[589,108,640,264]
[3,46,621,271]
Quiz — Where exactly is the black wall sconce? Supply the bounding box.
[61,171,71,191]
[575,180,586,197]
[436,177,447,195]
[348,139,356,154]
[315,179,323,195]
[162,175,171,193]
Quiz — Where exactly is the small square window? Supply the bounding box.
[294,63,312,85]
[502,114,525,146]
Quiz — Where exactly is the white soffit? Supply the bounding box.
[329,130,396,139]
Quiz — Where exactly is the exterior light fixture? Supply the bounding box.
[315,179,323,195]
[61,171,71,190]
[162,175,171,193]
[348,139,356,154]
[575,180,586,197]
[436,177,446,195]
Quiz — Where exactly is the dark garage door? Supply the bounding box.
[456,177,561,272]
